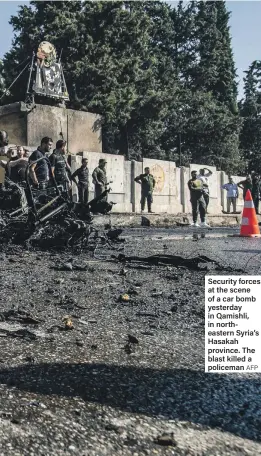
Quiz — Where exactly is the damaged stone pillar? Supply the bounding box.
[70,155,82,202]
[220,170,227,212]
[131,160,143,213]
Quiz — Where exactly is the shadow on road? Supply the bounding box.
[222,249,261,254]
[0,362,261,441]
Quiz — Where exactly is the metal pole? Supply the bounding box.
[67,113,69,153]
[26,52,35,95]
[126,124,129,160]
[178,133,182,166]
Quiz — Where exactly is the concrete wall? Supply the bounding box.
[2,143,245,214]
[27,105,102,154]
[71,152,245,215]
[70,154,245,215]
[0,102,102,155]
[0,111,27,146]
[0,100,247,214]
[71,152,132,212]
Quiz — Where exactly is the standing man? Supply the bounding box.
[0,131,16,189]
[197,167,212,213]
[188,170,209,227]
[92,159,109,200]
[237,175,252,200]
[134,167,156,213]
[49,139,71,192]
[221,177,238,213]
[7,146,28,183]
[71,158,89,203]
[29,137,53,189]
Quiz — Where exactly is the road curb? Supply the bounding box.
[92,213,246,228]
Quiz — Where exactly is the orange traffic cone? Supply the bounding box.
[239,189,261,237]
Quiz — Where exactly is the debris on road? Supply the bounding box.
[155,433,177,447]
[120,294,130,302]
[114,253,244,272]
[63,316,74,330]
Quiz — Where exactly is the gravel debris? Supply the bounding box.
[0,227,260,455]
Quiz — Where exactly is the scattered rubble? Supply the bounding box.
[113,253,244,272]
[0,188,260,455]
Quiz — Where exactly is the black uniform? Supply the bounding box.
[49,150,69,190]
[71,165,89,203]
[9,159,28,183]
[29,147,49,187]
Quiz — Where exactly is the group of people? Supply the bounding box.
[0,133,112,204]
[188,169,261,227]
[0,145,29,183]
[221,173,261,214]
[1,131,260,219]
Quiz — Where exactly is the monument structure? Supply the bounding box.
[0,42,102,155]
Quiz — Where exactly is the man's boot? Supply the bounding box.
[148,202,153,213]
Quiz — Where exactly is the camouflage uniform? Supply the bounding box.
[92,159,108,201]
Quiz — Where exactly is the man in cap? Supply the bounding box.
[92,158,109,200]
[134,167,156,213]
[71,158,89,203]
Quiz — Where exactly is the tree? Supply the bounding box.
[240,61,261,172]
[191,1,238,107]
[0,59,6,99]
[2,1,179,158]
[1,0,241,172]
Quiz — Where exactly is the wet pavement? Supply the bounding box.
[0,226,260,455]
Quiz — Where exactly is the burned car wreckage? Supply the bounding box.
[0,42,120,251]
[0,157,116,249]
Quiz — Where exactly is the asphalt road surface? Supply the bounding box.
[0,226,261,456]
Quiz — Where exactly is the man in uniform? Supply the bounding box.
[49,139,71,192]
[134,167,156,213]
[71,158,89,203]
[237,175,253,200]
[29,137,53,189]
[92,159,108,200]
[188,170,209,227]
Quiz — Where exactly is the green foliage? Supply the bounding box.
[1,0,242,172]
[0,59,6,98]
[240,60,261,173]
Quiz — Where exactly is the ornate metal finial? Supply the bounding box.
[26,41,69,104]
